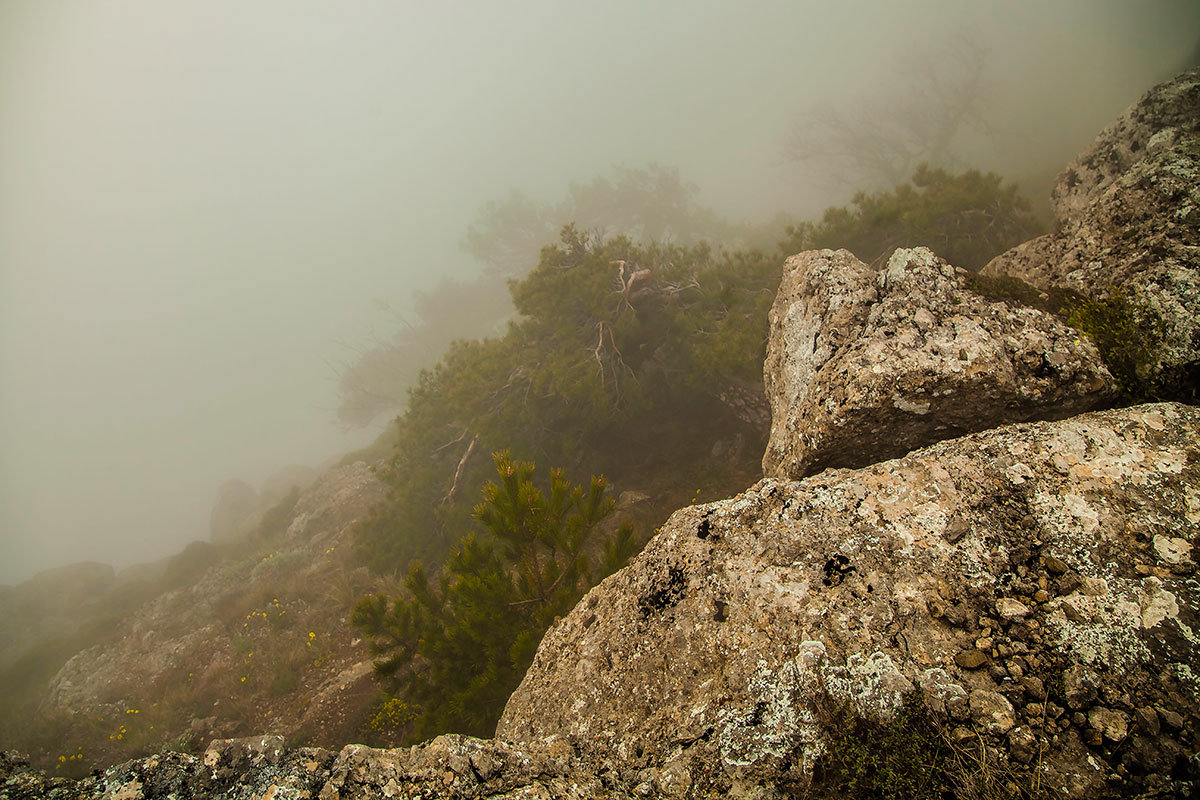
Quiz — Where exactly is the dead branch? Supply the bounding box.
[442,434,479,504]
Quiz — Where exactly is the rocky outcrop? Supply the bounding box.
[761,246,1114,479]
[0,735,643,799]
[984,68,1200,398]
[502,403,1199,797]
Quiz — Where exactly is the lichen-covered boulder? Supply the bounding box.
[761,246,1114,480]
[499,403,1200,798]
[984,68,1200,399]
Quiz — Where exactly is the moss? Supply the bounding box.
[811,692,949,800]
[961,272,1082,317]
[1064,288,1166,400]
[964,273,1169,401]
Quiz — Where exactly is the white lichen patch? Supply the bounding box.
[1031,492,1102,572]
[1152,534,1193,566]
[1045,584,1151,669]
[1139,577,1181,630]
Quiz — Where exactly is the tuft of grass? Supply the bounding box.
[804,689,1050,800]
[810,692,949,800]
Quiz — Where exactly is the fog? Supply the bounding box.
[1,0,1196,584]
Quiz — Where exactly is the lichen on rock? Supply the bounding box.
[501,403,1200,797]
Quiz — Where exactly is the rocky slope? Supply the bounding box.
[4,69,1199,799]
[16,462,393,771]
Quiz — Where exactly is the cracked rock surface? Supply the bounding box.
[761,246,1114,480]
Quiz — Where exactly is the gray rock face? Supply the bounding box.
[285,462,387,545]
[984,69,1200,398]
[761,246,1114,479]
[499,403,1200,797]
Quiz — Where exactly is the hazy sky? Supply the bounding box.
[1,1,1196,584]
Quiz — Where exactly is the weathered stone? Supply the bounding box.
[984,69,1200,399]
[1157,707,1185,730]
[1008,726,1039,763]
[1087,708,1129,743]
[955,649,989,669]
[1022,676,1046,700]
[1135,706,1161,736]
[761,247,1114,479]
[996,598,1031,620]
[1062,665,1099,711]
[971,690,1016,734]
[501,404,1200,796]
[1044,555,1070,574]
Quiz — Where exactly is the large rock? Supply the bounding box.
[984,69,1200,398]
[285,461,387,546]
[500,403,1200,798]
[761,246,1114,479]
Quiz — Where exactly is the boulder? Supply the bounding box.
[761,246,1114,479]
[499,403,1200,797]
[984,69,1200,399]
[284,461,386,546]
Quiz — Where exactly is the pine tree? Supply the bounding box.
[351,451,631,741]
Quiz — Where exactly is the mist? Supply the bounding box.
[1,0,1196,584]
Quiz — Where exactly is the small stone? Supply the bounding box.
[951,726,975,743]
[1025,702,1045,719]
[1007,661,1024,680]
[1072,712,1087,727]
[1047,702,1064,719]
[1135,563,1153,576]
[1156,707,1184,730]
[1008,726,1038,763]
[1044,555,1069,574]
[1088,707,1129,743]
[971,690,1016,734]
[1033,589,1050,603]
[1134,707,1160,736]
[1022,676,1046,700]
[1063,665,1098,710]
[1079,576,1109,596]
[955,649,989,669]
[1058,573,1082,594]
